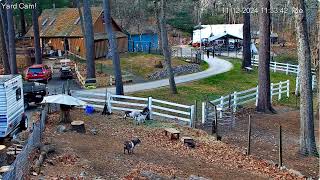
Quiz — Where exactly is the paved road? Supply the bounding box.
[72,53,233,96]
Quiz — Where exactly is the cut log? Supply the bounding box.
[34,144,56,173]
[71,121,86,133]
[0,165,13,173]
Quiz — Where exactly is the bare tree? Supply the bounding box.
[83,0,96,79]
[292,0,318,156]
[18,0,26,35]
[6,0,18,74]
[0,5,9,55]
[256,0,273,112]
[76,0,85,35]
[242,0,251,69]
[32,0,42,64]
[0,9,10,74]
[103,0,124,95]
[159,0,177,94]
[154,1,162,53]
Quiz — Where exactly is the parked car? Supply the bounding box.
[25,64,52,83]
[0,75,28,138]
[23,82,47,110]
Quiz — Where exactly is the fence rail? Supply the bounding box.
[251,57,317,93]
[202,80,290,123]
[72,92,195,126]
[74,63,85,87]
[251,57,316,75]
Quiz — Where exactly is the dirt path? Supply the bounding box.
[34,110,304,179]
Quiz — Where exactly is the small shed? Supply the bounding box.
[26,7,128,59]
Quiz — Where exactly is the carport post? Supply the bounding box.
[148,97,152,119]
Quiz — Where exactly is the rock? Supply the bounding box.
[148,64,201,80]
[288,169,305,178]
[189,175,210,180]
[80,171,86,177]
[140,171,169,180]
[32,172,38,176]
[56,125,67,133]
[90,128,98,135]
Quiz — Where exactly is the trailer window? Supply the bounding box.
[16,87,21,101]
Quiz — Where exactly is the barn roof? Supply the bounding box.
[26,7,125,38]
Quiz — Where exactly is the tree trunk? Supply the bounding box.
[6,0,18,74]
[32,0,42,64]
[0,9,10,74]
[83,0,96,79]
[18,0,26,35]
[154,1,162,54]
[159,0,177,94]
[76,0,85,36]
[293,0,318,156]
[0,7,9,56]
[103,0,124,95]
[242,0,251,69]
[256,0,273,112]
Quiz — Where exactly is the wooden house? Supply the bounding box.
[26,7,128,59]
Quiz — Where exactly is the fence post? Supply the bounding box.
[312,75,316,90]
[278,81,282,100]
[107,92,112,113]
[286,64,289,75]
[190,105,195,127]
[255,85,259,106]
[274,62,277,72]
[202,102,206,124]
[270,83,274,102]
[233,92,237,112]
[287,80,290,97]
[148,97,153,120]
[295,76,299,95]
[219,96,224,118]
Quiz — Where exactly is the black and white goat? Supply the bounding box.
[123,107,150,124]
[124,138,141,154]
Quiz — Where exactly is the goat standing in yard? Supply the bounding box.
[124,138,141,154]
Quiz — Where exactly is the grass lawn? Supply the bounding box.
[131,57,298,107]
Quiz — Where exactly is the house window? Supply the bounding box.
[74,17,80,25]
[16,87,21,101]
[49,18,56,26]
[42,18,48,26]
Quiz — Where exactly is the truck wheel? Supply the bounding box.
[24,101,29,110]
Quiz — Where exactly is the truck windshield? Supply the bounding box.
[29,68,42,73]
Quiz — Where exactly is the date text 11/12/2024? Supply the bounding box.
[221,7,304,14]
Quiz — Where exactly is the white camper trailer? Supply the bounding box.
[0,75,27,138]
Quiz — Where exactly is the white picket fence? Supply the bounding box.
[202,80,290,123]
[72,91,195,126]
[251,56,316,75]
[251,57,317,93]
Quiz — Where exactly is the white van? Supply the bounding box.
[0,75,27,138]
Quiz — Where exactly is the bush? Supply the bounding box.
[273,54,298,64]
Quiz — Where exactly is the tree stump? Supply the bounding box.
[71,121,86,133]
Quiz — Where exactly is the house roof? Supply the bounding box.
[26,7,126,38]
[208,33,243,41]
